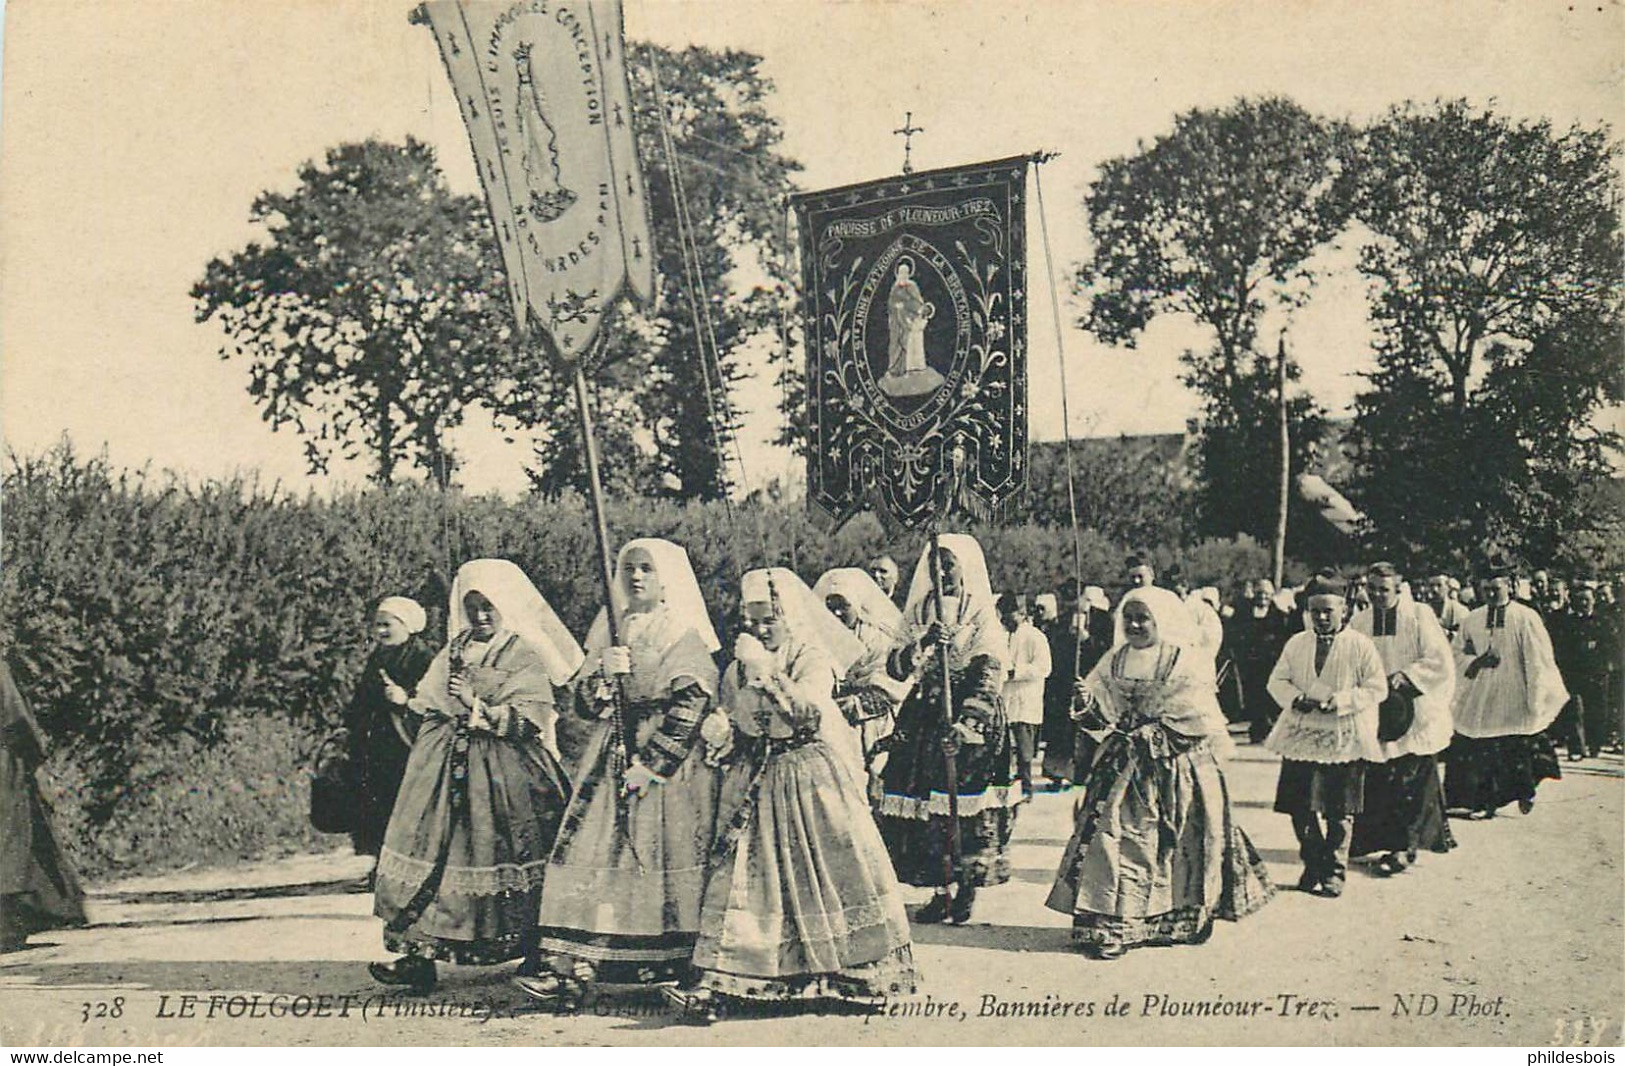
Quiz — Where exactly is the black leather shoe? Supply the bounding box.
[368,957,436,993]
[1321,874,1345,899]
[1373,853,1406,877]
[914,893,951,924]
[948,885,976,925]
[1296,868,1321,893]
[661,985,719,1025]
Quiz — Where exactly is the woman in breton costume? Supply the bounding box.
[1045,587,1271,959]
[1444,556,1567,818]
[668,568,917,1020]
[521,539,722,1005]
[0,660,87,952]
[343,595,436,863]
[1348,563,1456,874]
[812,567,911,782]
[370,560,580,992]
[875,534,1019,925]
[1265,572,1387,900]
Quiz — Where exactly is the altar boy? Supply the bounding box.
[1266,571,1387,898]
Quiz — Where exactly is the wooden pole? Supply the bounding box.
[1273,332,1290,590]
[927,525,963,887]
[572,359,636,776]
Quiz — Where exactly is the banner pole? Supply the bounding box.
[571,352,638,788]
[927,522,963,888]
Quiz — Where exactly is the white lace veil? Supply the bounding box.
[742,567,866,675]
[449,558,583,682]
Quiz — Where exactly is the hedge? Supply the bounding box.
[2,442,1272,879]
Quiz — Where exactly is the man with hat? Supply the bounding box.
[1265,570,1387,898]
[1552,580,1617,759]
[1444,554,1568,817]
[1349,563,1456,875]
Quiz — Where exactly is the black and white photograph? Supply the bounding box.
[0,0,1621,1050]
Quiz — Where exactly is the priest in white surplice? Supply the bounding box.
[1349,562,1456,875]
[1444,555,1568,818]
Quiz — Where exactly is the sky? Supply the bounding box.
[1,0,1620,498]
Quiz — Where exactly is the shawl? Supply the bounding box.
[410,559,581,760]
[1079,636,1232,755]
[722,632,864,785]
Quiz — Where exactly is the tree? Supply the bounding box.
[1016,436,1196,551]
[1075,97,1351,544]
[192,138,521,488]
[1346,101,1623,570]
[516,45,802,501]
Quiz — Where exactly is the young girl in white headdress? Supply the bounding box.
[370,560,581,992]
[522,538,722,1005]
[668,568,918,1020]
[1046,586,1272,959]
[875,533,1019,925]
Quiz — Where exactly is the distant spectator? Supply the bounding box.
[1229,579,1293,743]
[998,593,1052,798]
[867,554,902,602]
[343,596,436,864]
[1,660,87,953]
[1125,554,1156,592]
[1425,573,1469,640]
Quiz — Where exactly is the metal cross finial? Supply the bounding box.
[893,111,924,175]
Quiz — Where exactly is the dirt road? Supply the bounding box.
[3,743,1621,1047]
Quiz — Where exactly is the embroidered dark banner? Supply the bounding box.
[794,157,1028,527]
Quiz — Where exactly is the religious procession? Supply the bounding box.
[2,0,1621,1051]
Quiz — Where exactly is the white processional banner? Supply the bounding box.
[416,0,655,359]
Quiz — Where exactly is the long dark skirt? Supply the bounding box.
[374,719,570,965]
[1352,753,1455,857]
[1,750,86,947]
[1273,759,1365,817]
[877,672,1020,889]
[1444,733,1561,813]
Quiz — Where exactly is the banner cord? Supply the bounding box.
[1032,160,1086,672]
[645,49,751,534]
